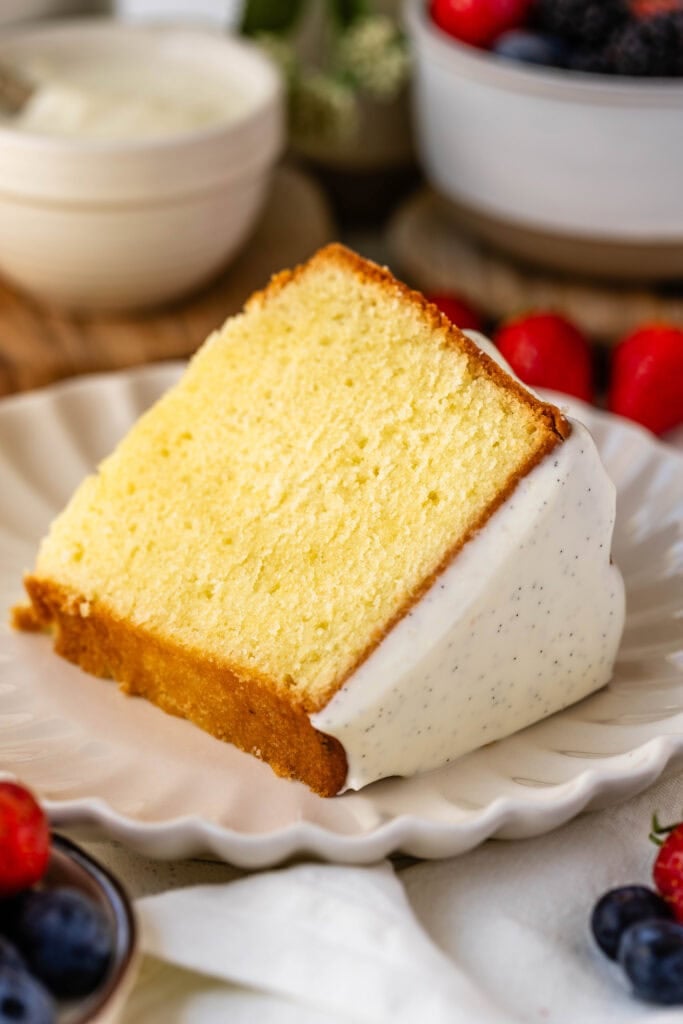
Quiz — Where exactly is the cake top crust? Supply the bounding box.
[250,244,569,444]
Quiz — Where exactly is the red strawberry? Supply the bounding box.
[631,0,682,16]
[652,815,683,923]
[426,292,484,332]
[0,782,50,896]
[608,324,683,435]
[430,0,533,48]
[494,312,594,402]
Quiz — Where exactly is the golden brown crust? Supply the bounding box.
[10,603,43,632]
[22,576,348,798]
[247,243,570,443]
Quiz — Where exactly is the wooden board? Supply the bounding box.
[0,165,335,397]
[388,188,683,345]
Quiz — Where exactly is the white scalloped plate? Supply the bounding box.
[1,364,681,867]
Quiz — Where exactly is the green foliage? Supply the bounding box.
[336,15,410,99]
[241,0,305,35]
[242,0,371,35]
[242,1,410,147]
[330,0,370,28]
[290,72,358,143]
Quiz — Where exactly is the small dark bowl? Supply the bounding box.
[46,835,138,1024]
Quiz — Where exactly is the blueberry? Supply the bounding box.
[0,937,25,974]
[0,896,23,940]
[13,888,113,999]
[493,30,569,68]
[618,919,683,1006]
[0,966,54,1024]
[591,885,674,960]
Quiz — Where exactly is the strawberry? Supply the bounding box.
[607,324,683,435]
[0,782,50,897]
[493,312,594,401]
[652,814,683,924]
[631,0,683,17]
[667,889,683,924]
[426,292,484,332]
[430,0,533,48]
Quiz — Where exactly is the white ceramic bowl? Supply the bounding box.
[404,0,683,255]
[0,21,283,311]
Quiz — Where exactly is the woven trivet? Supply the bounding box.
[0,164,335,397]
[388,189,683,344]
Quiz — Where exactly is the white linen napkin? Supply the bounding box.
[121,769,683,1024]
[134,860,511,1024]
[402,769,683,1024]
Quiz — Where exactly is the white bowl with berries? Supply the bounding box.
[0,782,137,1023]
[405,0,683,277]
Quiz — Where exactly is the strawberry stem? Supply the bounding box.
[649,811,680,846]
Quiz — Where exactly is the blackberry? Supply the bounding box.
[606,12,683,75]
[569,48,614,74]
[533,0,630,48]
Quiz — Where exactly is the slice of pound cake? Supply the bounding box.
[16,245,625,795]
